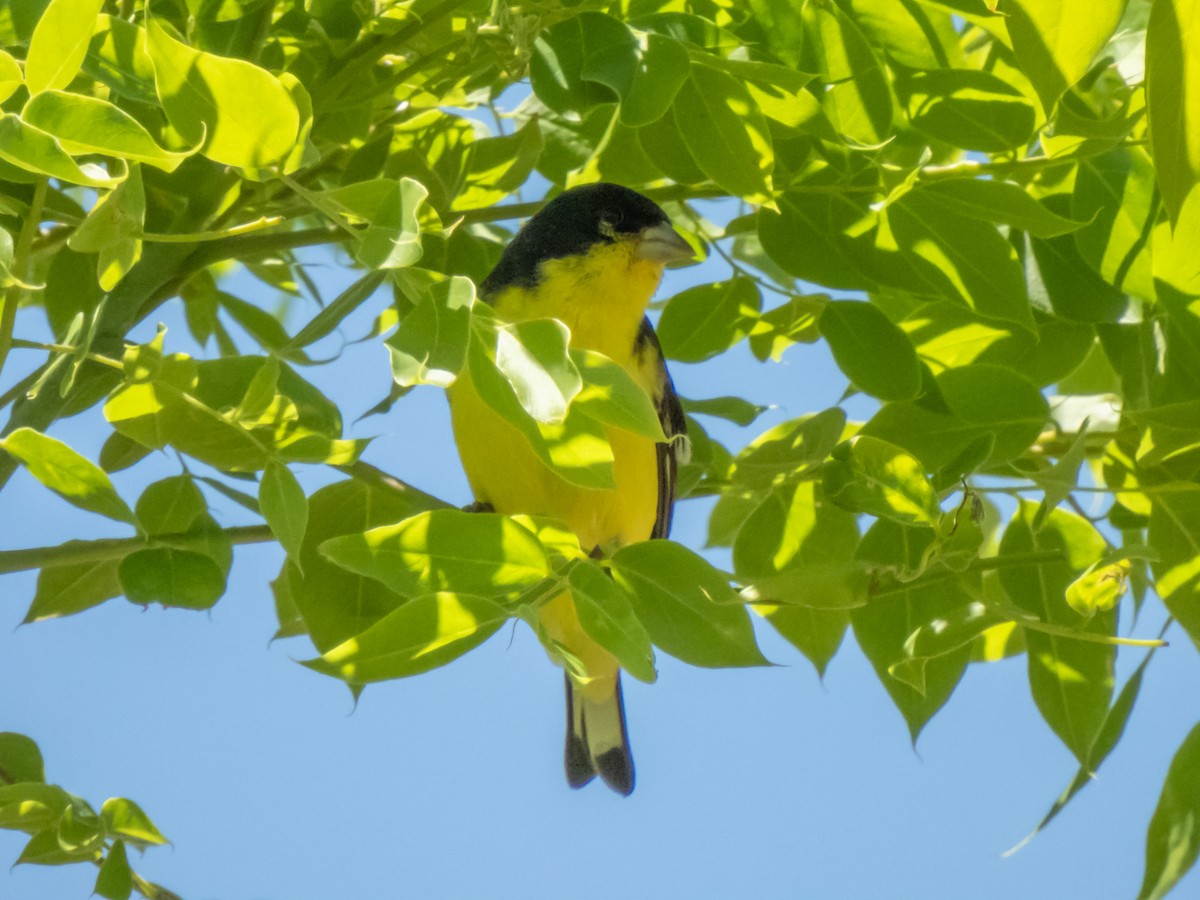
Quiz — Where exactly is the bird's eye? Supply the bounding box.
[599,209,622,238]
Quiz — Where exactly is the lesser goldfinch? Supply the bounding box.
[448,183,693,795]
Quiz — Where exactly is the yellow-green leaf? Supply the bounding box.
[1,427,135,524]
[24,0,105,94]
[146,19,299,168]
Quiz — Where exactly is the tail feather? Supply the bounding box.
[563,674,635,796]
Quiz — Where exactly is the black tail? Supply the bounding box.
[563,674,634,796]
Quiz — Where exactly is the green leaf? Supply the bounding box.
[458,318,614,490]
[862,365,1049,472]
[886,187,1035,331]
[999,501,1113,762]
[0,733,44,784]
[316,177,427,270]
[16,828,95,866]
[635,108,707,185]
[734,481,867,609]
[23,557,122,622]
[286,270,386,353]
[819,299,922,401]
[681,395,769,427]
[803,0,894,144]
[672,61,774,202]
[1030,194,1129,323]
[1139,722,1200,899]
[1033,425,1091,528]
[604,33,690,127]
[823,435,942,528]
[570,349,665,442]
[568,560,656,684]
[119,546,226,610]
[24,0,105,94]
[529,12,628,115]
[106,352,361,471]
[841,0,963,69]
[657,278,761,363]
[919,179,1090,238]
[1,427,136,525]
[386,276,473,388]
[852,521,974,740]
[758,605,849,677]
[1149,485,1200,649]
[101,797,167,847]
[304,592,508,683]
[260,460,308,568]
[731,407,847,490]
[1014,643,1157,853]
[320,510,550,599]
[0,114,124,188]
[146,19,299,168]
[454,117,544,210]
[758,191,878,291]
[0,50,24,104]
[487,316,581,425]
[610,540,768,668]
[0,783,70,833]
[284,480,438,653]
[1073,147,1158,302]
[1004,0,1129,115]
[68,164,145,290]
[899,68,1036,151]
[99,431,152,474]
[1154,173,1200,295]
[748,294,823,362]
[83,15,157,104]
[94,840,133,900]
[22,91,190,171]
[136,475,205,535]
[1146,0,1200,224]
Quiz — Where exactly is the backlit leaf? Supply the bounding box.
[22,91,190,171]
[24,0,104,94]
[260,460,308,568]
[610,540,768,667]
[304,593,508,683]
[1139,722,1200,899]
[823,436,942,528]
[1147,0,1200,223]
[0,114,123,188]
[568,560,656,683]
[673,63,774,202]
[2,427,135,525]
[320,510,550,599]
[146,19,299,168]
[999,501,1113,762]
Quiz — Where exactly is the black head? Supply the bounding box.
[481,183,685,296]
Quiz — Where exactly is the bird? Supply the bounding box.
[447,182,693,795]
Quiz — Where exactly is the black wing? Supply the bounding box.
[636,317,687,541]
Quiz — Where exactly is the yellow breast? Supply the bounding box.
[448,240,666,554]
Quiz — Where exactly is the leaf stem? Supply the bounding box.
[139,216,287,243]
[9,339,124,369]
[0,178,47,383]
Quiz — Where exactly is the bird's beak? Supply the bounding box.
[636,222,695,264]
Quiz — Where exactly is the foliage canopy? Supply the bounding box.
[1,0,1199,896]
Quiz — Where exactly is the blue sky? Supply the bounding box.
[3,202,1199,900]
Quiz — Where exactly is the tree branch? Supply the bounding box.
[0,526,275,576]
